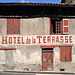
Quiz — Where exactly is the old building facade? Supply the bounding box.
[0,17,75,72]
[0,0,75,73]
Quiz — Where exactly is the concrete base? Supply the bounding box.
[4,71,75,74]
[36,74,62,75]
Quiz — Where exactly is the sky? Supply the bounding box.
[0,0,62,3]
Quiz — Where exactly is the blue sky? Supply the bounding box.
[0,0,62,3]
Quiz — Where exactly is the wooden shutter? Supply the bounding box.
[7,19,20,34]
[63,19,69,34]
[60,46,72,62]
[60,46,66,62]
[7,19,13,34]
[65,46,72,61]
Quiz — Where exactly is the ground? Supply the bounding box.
[0,71,74,75]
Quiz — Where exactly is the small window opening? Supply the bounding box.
[42,48,53,52]
[42,48,53,50]
[60,69,65,71]
[24,68,29,71]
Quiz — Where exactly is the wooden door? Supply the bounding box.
[42,49,53,71]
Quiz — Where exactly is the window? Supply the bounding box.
[50,18,63,35]
[60,46,72,62]
[7,19,20,34]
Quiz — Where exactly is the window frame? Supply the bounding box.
[50,18,63,35]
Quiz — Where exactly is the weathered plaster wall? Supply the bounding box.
[54,47,60,71]
[0,45,42,71]
[5,50,14,71]
[20,17,50,35]
[1,45,75,72]
[13,45,42,71]
[69,19,75,35]
[0,19,7,35]
[54,46,75,72]
[0,50,5,71]
[0,17,50,71]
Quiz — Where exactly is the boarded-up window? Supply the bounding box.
[7,19,20,34]
[60,46,72,62]
[63,19,69,34]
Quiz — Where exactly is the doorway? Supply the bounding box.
[42,48,53,71]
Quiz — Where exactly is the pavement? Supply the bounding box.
[0,72,35,75]
[0,71,74,75]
